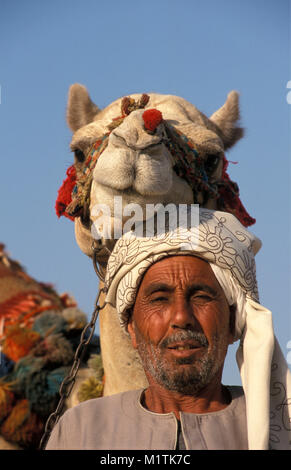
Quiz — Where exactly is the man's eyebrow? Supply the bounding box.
[144,283,217,297]
[188,284,217,297]
[144,283,174,296]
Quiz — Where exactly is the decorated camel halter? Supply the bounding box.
[55,94,255,227]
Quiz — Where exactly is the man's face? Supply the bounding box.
[127,255,235,395]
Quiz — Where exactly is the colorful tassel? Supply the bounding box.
[12,356,45,393]
[55,165,76,220]
[0,353,14,378]
[32,310,67,337]
[0,399,43,448]
[0,381,15,422]
[32,333,74,365]
[61,307,87,330]
[87,354,104,381]
[3,325,40,362]
[218,156,256,227]
[77,376,103,402]
[25,367,69,418]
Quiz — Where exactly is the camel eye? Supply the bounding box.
[74,148,85,163]
[204,154,220,175]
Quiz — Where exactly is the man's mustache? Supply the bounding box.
[160,330,209,349]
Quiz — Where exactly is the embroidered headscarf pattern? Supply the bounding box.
[105,208,260,327]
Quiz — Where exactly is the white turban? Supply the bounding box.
[104,208,291,450]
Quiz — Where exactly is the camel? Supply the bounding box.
[56,85,254,397]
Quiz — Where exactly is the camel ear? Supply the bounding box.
[67,83,100,132]
[210,91,244,150]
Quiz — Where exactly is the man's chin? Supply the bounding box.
[155,365,209,395]
[137,340,219,395]
[160,378,206,395]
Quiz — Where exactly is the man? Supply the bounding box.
[46,208,291,450]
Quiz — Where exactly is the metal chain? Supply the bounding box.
[39,245,108,450]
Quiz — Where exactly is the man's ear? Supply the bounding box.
[228,304,236,344]
[127,314,138,349]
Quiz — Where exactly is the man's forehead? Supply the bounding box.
[139,255,215,287]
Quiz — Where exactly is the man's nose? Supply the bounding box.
[170,297,197,330]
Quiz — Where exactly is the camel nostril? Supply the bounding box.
[142,109,163,133]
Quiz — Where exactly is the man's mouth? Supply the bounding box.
[160,332,208,359]
[167,341,205,352]
[167,340,203,355]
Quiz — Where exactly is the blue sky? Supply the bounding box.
[0,0,290,384]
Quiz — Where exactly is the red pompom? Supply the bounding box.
[142,109,163,132]
[55,165,76,220]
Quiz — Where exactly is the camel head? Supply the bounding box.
[56,85,254,261]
